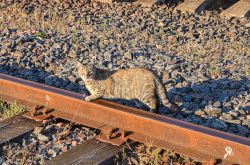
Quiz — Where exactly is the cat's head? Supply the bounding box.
[76,62,96,80]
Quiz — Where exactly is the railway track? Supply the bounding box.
[0,114,200,165]
[0,117,199,165]
[0,104,198,165]
[1,73,250,164]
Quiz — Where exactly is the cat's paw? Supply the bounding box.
[85,96,92,101]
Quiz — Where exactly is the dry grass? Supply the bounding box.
[5,142,33,165]
[175,39,250,77]
[115,143,201,165]
[0,100,27,119]
[0,3,86,34]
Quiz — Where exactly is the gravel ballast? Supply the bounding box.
[0,0,249,163]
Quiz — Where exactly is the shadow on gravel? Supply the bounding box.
[1,63,249,136]
[167,76,250,135]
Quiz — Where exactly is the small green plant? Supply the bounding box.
[207,65,221,78]
[36,30,47,39]
[0,100,26,119]
[114,147,128,165]
[121,147,127,161]
[151,148,161,165]
[114,153,120,165]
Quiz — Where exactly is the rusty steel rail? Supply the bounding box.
[1,73,250,164]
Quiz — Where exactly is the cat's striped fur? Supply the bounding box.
[76,62,177,113]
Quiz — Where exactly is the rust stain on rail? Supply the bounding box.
[0,73,250,164]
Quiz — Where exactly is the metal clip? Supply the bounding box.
[97,126,131,146]
[23,105,53,121]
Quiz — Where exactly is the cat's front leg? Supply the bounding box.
[85,95,98,101]
[85,96,92,101]
[85,90,103,102]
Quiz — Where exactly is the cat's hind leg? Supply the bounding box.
[141,97,159,114]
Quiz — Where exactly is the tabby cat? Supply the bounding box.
[76,62,177,113]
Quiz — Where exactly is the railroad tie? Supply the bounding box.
[221,0,250,18]
[0,114,40,148]
[44,139,122,165]
[174,0,214,14]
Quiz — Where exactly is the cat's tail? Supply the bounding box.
[155,78,178,111]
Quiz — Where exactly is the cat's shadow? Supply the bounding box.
[1,63,249,136]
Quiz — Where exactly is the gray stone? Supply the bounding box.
[238,116,245,120]
[227,120,242,125]
[12,51,23,58]
[224,102,233,109]
[176,113,184,120]
[239,109,246,115]
[53,43,62,49]
[37,134,49,142]
[242,119,250,128]
[204,105,222,115]
[236,125,249,136]
[33,127,43,135]
[181,108,193,116]
[124,51,132,60]
[48,149,58,157]
[68,50,76,58]
[247,115,250,120]
[213,101,221,108]
[222,113,233,120]
[233,104,240,111]
[183,94,192,102]
[229,110,239,117]
[187,115,203,124]
[194,109,205,116]
[230,81,243,89]
[211,119,228,131]
[159,106,171,114]
[0,48,8,55]
[218,94,230,102]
